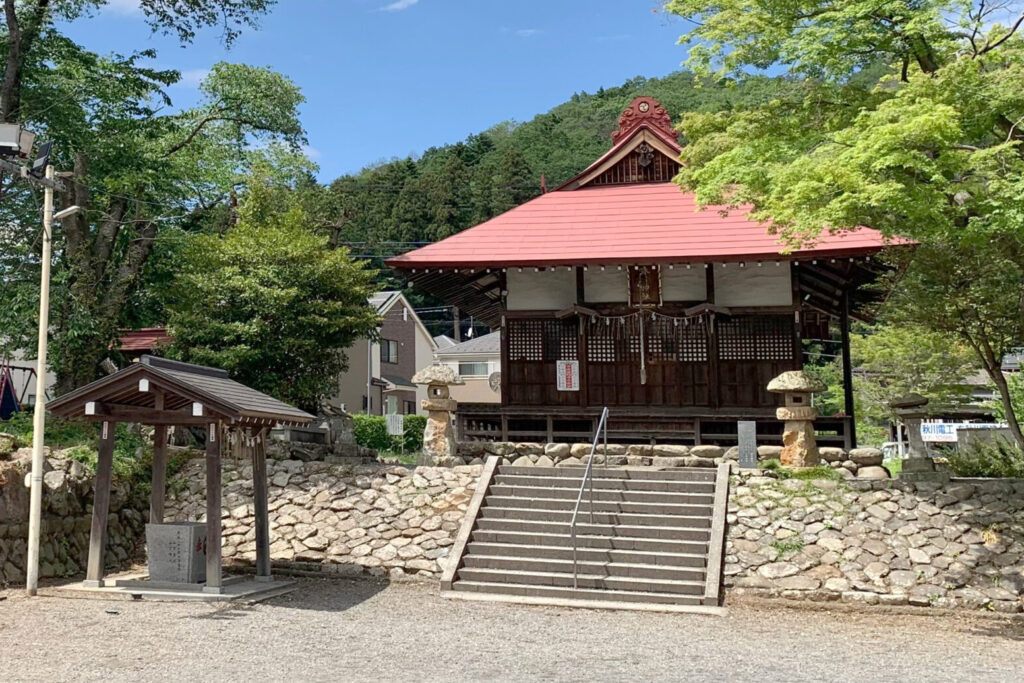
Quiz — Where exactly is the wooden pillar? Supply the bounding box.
[204,421,223,593]
[149,425,168,524]
[705,265,720,410]
[840,291,857,449]
[84,420,116,587]
[251,428,272,582]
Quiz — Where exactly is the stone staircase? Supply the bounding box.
[441,459,730,613]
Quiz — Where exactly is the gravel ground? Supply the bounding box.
[2,579,1023,682]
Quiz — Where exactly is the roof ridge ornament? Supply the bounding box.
[611,96,677,144]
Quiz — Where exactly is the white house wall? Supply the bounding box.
[582,269,627,303]
[506,268,576,310]
[662,267,707,301]
[714,262,792,307]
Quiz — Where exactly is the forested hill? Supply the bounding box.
[326,71,785,266]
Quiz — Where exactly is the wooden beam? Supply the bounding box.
[150,426,168,524]
[83,421,116,587]
[840,291,857,448]
[251,429,272,582]
[204,422,223,593]
[85,403,227,425]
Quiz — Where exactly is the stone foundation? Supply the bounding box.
[456,441,890,478]
[0,450,146,585]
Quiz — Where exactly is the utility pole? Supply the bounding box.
[24,165,55,596]
[2,131,78,596]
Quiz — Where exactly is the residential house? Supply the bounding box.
[330,291,437,415]
[434,331,501,404]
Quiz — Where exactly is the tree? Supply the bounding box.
[664,0,1024,448]
[162,171,380,410]
[1,2,302,394]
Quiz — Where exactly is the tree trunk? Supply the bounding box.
[986,363,1024,451]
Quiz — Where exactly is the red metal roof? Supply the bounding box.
[117,327,171,353]
[387,182,900,269]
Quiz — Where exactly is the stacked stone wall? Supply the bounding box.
[165,458,481,580]
[726,471,1024,612]
[0,450,146,585]
[457,441,890,478]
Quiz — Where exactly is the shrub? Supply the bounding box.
[760,458,841,481]
[352,413,427,453]
[945,440,1024,479]
[0,409,97,449]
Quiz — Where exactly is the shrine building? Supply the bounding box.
[387,97,903,448]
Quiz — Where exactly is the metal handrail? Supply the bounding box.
[569,407,609,590]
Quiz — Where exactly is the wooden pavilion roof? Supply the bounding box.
[48,355,314,428]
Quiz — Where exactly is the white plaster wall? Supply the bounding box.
[662,267,707,301]
[506,268,577,310]
[583,269,627,303]
[714,262,793,306]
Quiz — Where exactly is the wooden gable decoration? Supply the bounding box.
[558,96,683,191]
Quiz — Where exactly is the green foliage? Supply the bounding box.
[991,373,1024,424]
[351,414,426,453]
[761,459,841,481]
[944,439,1024,479]
[772,538,805,556]
[0,410,97,449]
[663,0,1024,448]
[851,323,977,422]
[162,171,379,410]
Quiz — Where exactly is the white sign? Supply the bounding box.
[920,422,959,443]
[920,422,1006,443]
[386,413,404,436]
[556,360,580,392]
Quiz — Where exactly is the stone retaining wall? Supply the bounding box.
[165,458,481,581]
[726,471,1024,612]
[0,450,146,585]
[165,457,1024,612]
[457,441,890,478]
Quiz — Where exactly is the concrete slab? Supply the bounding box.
[47,574,296,604]
[442,587,728,616]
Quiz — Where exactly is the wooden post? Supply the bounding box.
[204,421,223,593]
[840,291,857,449]
[149,425,168,524]
[251,428,272,582]
[84,420,116,587]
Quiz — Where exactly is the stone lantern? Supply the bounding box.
[891,393,949,483]
[767,370,827,468]
[412,363,464,466]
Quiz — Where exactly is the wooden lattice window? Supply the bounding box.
[718,316,794,361]
[508,320,544,361]
[510,319,577,362]
[588,337,615,362]
[679,324,708,362]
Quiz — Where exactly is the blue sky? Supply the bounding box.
[66,1,693,180]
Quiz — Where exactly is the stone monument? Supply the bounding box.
[412,363,464,466]
[767,370,827,468]
[891,393,949,483]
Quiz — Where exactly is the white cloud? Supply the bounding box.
[515,28,542,38]
[103,0,142,16]
[302,144,322,161]
[382,0,419,11]
[176,68,211,88]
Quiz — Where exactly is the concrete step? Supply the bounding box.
[488,484,715,505]
[466,542,708,568]
[475,517,711,541]
[469,530,710,554]
[484,495,714,516]
[492,474,715,494]
[456,567,706,595]
[451,580,708,606]
[498,466,718,482]
[478,505,712,528]
[461,554,707,582]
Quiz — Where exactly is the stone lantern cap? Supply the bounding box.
[767,370,826,394]
[890,393,929,409]
[412,363,464,386]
